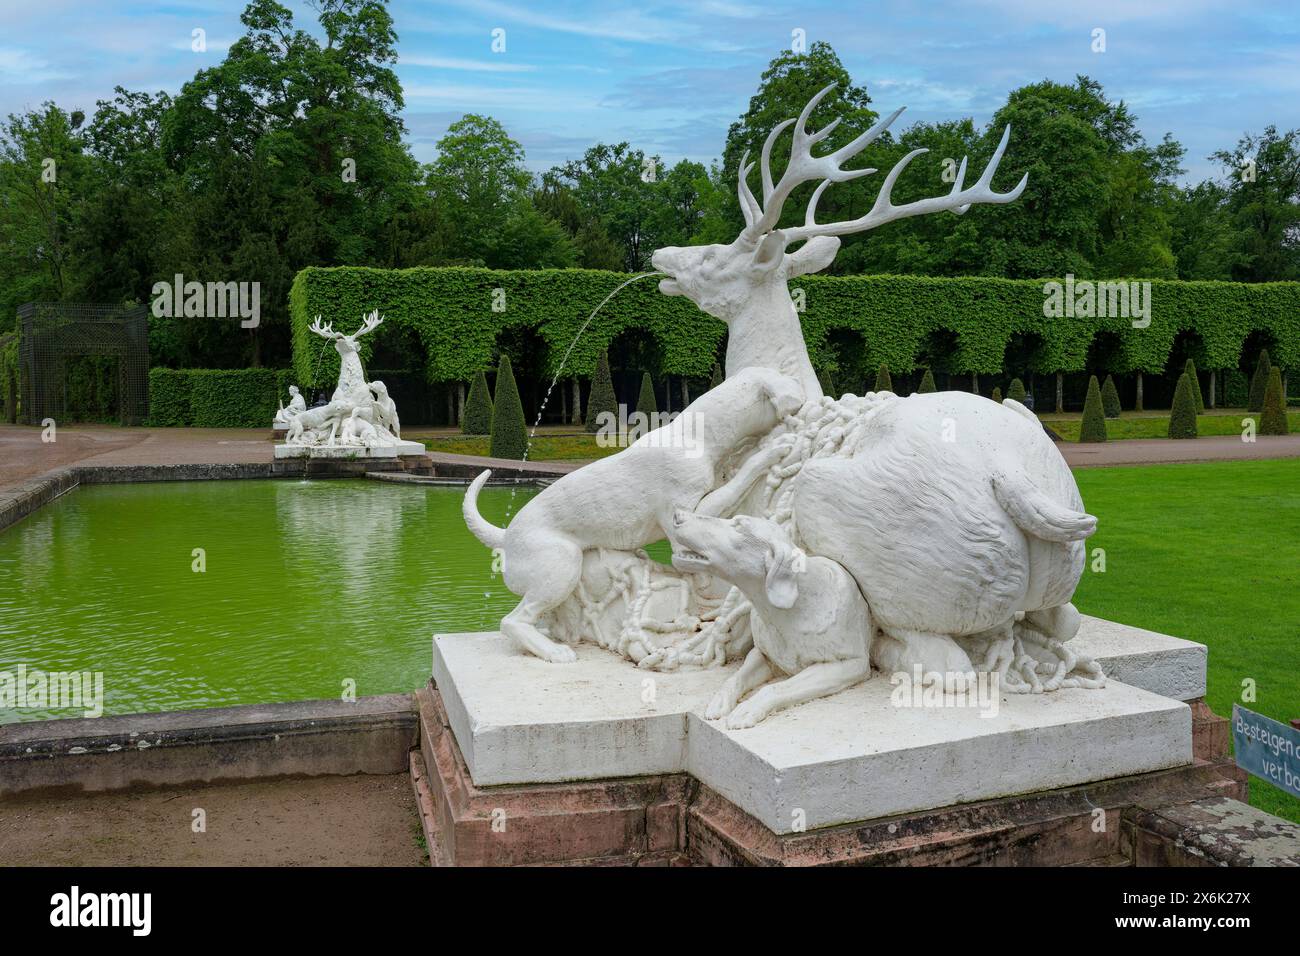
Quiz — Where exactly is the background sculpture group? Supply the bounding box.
[464,85,1105,726]
[275,310,403,449]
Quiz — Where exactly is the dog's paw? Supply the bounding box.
[541,644,578,664]
[724,698,770,729]
[704,687,738,721]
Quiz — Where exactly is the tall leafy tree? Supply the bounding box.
[427,114,572,268]
[161,0,425,364]
[719,42,877,246]
[1168,181,1246,280]
[0,104,91,319]
[552,142,662,271]
[981,76,1163,278]
[1211,125,1300,281]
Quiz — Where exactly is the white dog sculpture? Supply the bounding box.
[462,366,805,663]
[669,510,873,728]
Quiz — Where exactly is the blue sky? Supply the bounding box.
[1,0,1296,183]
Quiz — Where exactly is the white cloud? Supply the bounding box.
[399,54,537,72]
[445,0,690,45]
[403,82,601,112]
[0,46,74,83]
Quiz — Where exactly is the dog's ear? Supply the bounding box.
[763,533,799,609]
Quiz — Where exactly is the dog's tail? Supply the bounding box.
[462,469,506,550]
[992,471,1096,543]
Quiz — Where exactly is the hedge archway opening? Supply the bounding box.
[1162,329,1208,411]
[495,324,554,424]
[1086,330,1126,410]
[916,327,962,392]
[1003,331,1048,407]
[824,327,870,395]
[607,325,664,413]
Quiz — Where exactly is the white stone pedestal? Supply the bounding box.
[273,440,425,460]
[432,616,1203,833]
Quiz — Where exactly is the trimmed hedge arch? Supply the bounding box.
[288,267,1300,390]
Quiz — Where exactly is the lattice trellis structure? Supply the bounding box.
[18,303,150,426]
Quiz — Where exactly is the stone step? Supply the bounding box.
[1127,796,1300,866]
[408,750,449,867]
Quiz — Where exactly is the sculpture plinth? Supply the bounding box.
[431,622,1195,829]
[415,619,1251,865]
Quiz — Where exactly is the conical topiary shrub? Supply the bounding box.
[1007,378,1027,404]
[1101,374,1121,419]
[873,363,893,394]
[1260,366,1289,435]
[917,369,937,394]
[992,386,1002,403]
[489,355,529,460]
[585,351,617,433]
[462,370,493,435]
[1079,375,1107,443]
[636,372,658,418]
[1247,349,1271,412]
[1167,372,1199,439]
[1183,359,1204,415]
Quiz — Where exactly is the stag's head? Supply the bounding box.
[652,84,1028,325]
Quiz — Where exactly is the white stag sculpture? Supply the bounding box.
[650,85,1101,698]
[464,85,1104,724]
[310,310,383,401]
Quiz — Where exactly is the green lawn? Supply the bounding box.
[1048,410,1300,442]
[426,432,617,461]
[1072,459,1300,822]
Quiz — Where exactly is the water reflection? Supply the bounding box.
[0,479,532,721]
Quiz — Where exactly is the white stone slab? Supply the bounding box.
[273,440,425,460]
[684,677,1191,834]
[1071,615,1206,701]
[432,632,737,786]
[432,617,1202,806]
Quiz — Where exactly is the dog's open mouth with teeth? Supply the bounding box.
[672,547,708,570]
[668,509,728,574]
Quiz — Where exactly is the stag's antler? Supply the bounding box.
[737,83,1027,244]
[349,310,383,340]
[308,316,339,340]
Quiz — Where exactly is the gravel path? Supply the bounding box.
[0,773,426,866]
[1059,433,1300,467]
[4,423,1298,494]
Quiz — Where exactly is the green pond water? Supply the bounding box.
[0,479,544,722]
